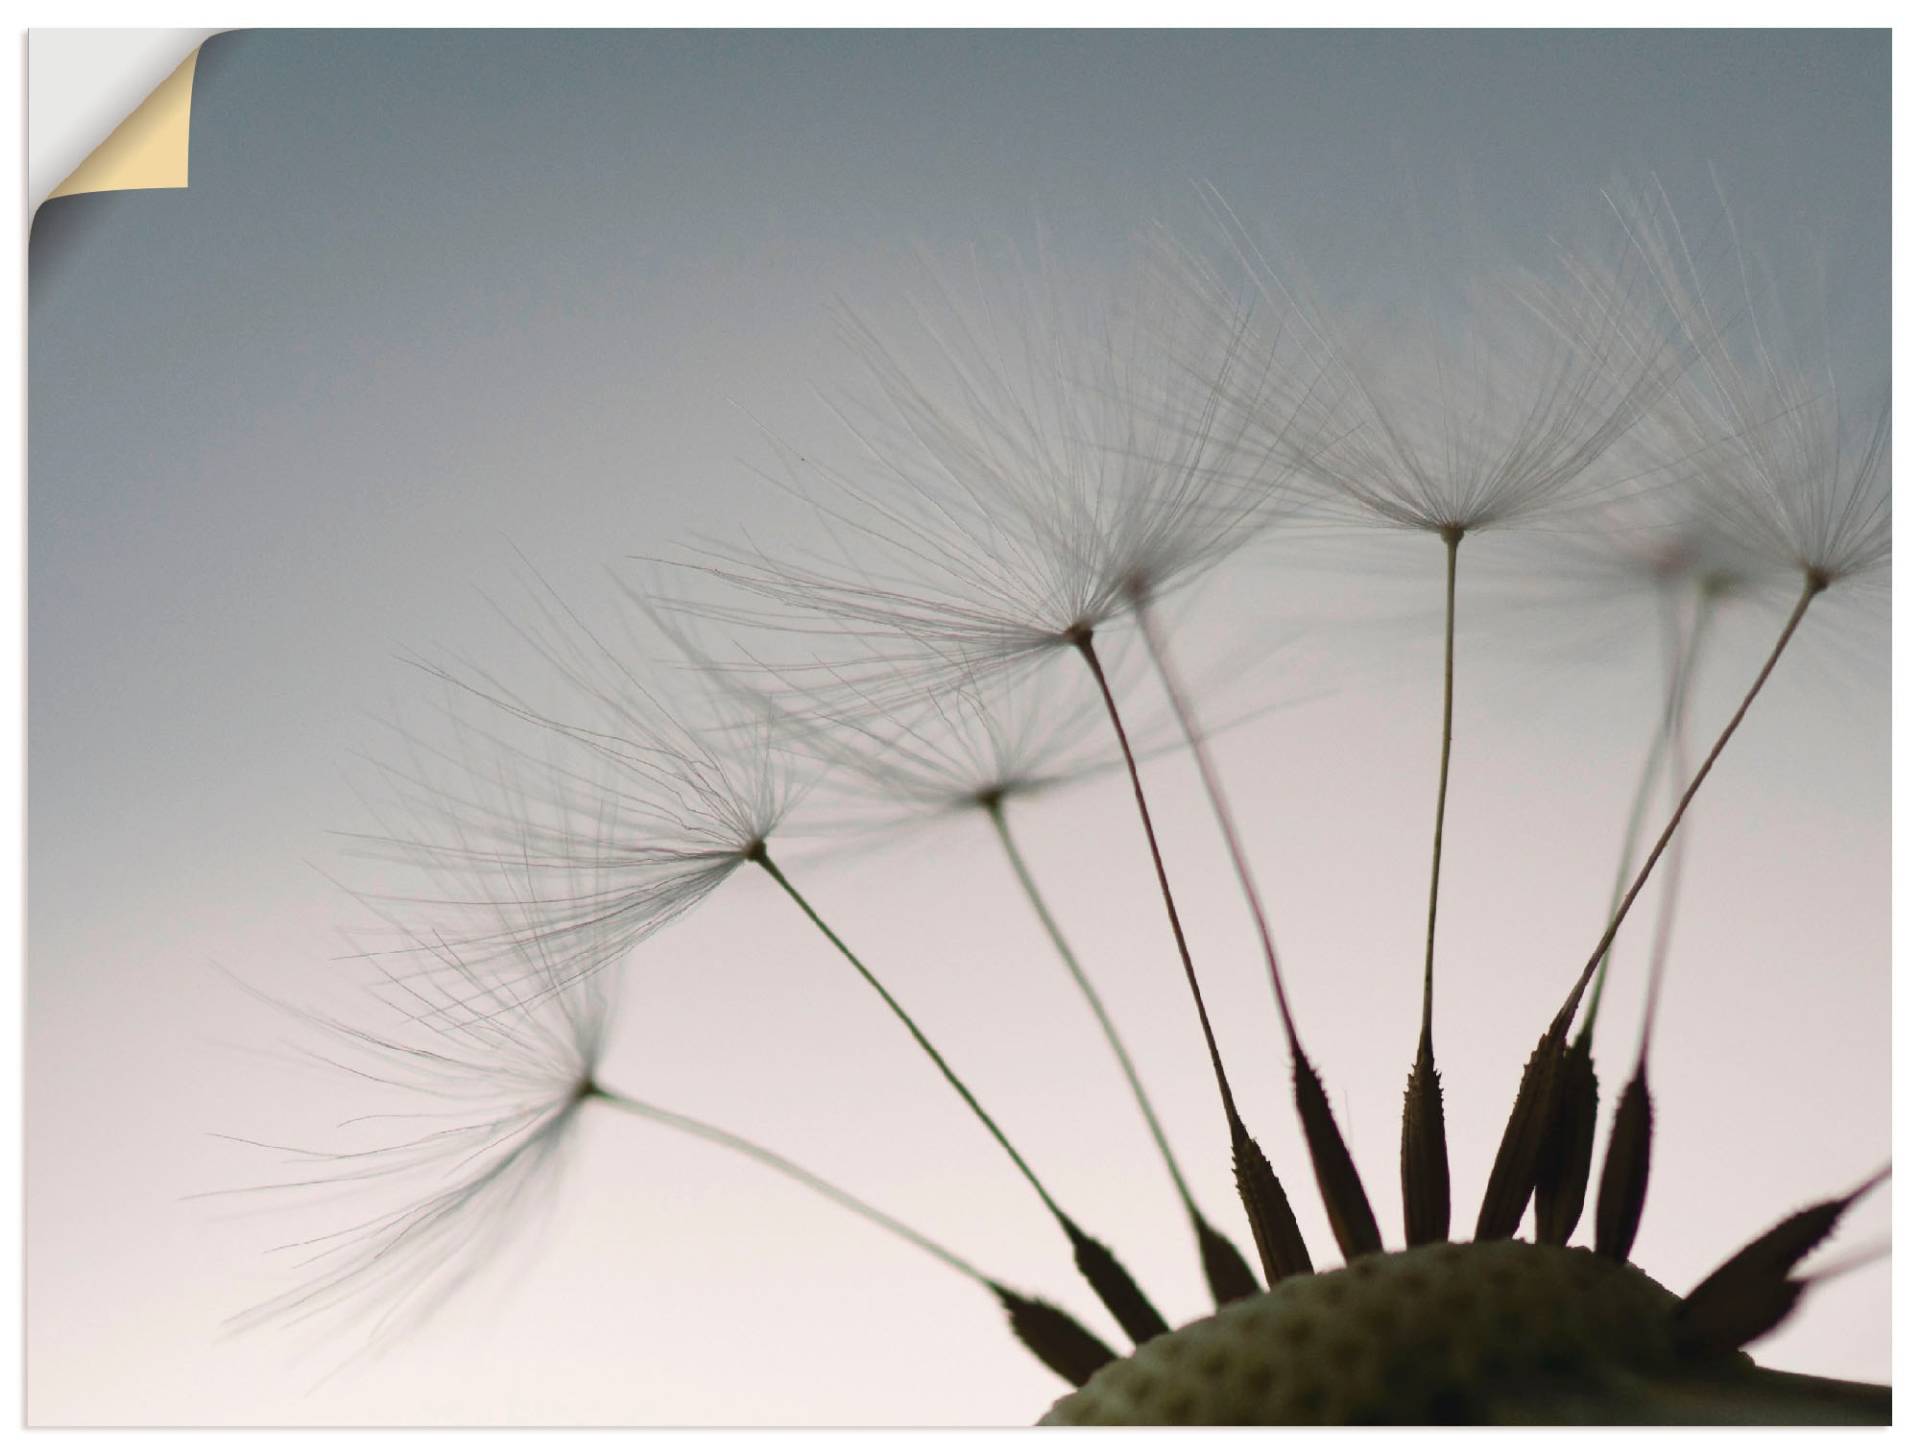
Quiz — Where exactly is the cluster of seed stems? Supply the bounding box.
[246,202,1889,1407]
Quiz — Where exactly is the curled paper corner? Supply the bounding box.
[47,45,202,201]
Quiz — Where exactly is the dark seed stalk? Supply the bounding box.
[1133,600,1381,1262]
[749,843,1167,1343]
[1405,527,1463,1245]
[1419,528,1462,1072]
[1073,627,1311,1284]
[985,794,1260,1305]
[589,1086,1116,1386]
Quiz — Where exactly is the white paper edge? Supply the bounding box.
[27,28,220,209]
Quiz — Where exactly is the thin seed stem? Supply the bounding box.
[1635,589,1718,1065]
[1582,600,1683,1038]
[1072,631,1241,1129]
[1555,573,1823,1033]
[1580,582,1711,1042]
[1421,528,1462,1045]
[1076,628,1311,1284]
[590,1084,986,1282]
[1132,600,1297,1039]
[1399,528,1464,1249]
[749,846,1066,1224]
[749,849,1175,1330]
[983,796,1198,1211]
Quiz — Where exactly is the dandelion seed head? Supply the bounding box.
[344,564,808,993]
[1471,471,1778,634]
[1595,182,1892,598]
[770,648,1168,838]
[1677,386,1892,597]
[807,670,1119,824]
[1198,183,1703,541]
[219,905,615,1360]
[672,239,1289,706]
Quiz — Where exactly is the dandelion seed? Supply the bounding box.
[1576,463,1866,1263]
[220,907,1118,1388]
[1532,510,1749,1246]
[1071,626,1311,1285]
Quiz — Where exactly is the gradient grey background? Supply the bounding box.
[28,30,1889,1424]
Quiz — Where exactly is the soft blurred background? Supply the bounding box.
[28,29,1889,1425]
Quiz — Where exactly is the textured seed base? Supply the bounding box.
[1042,1240,1739,1425]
